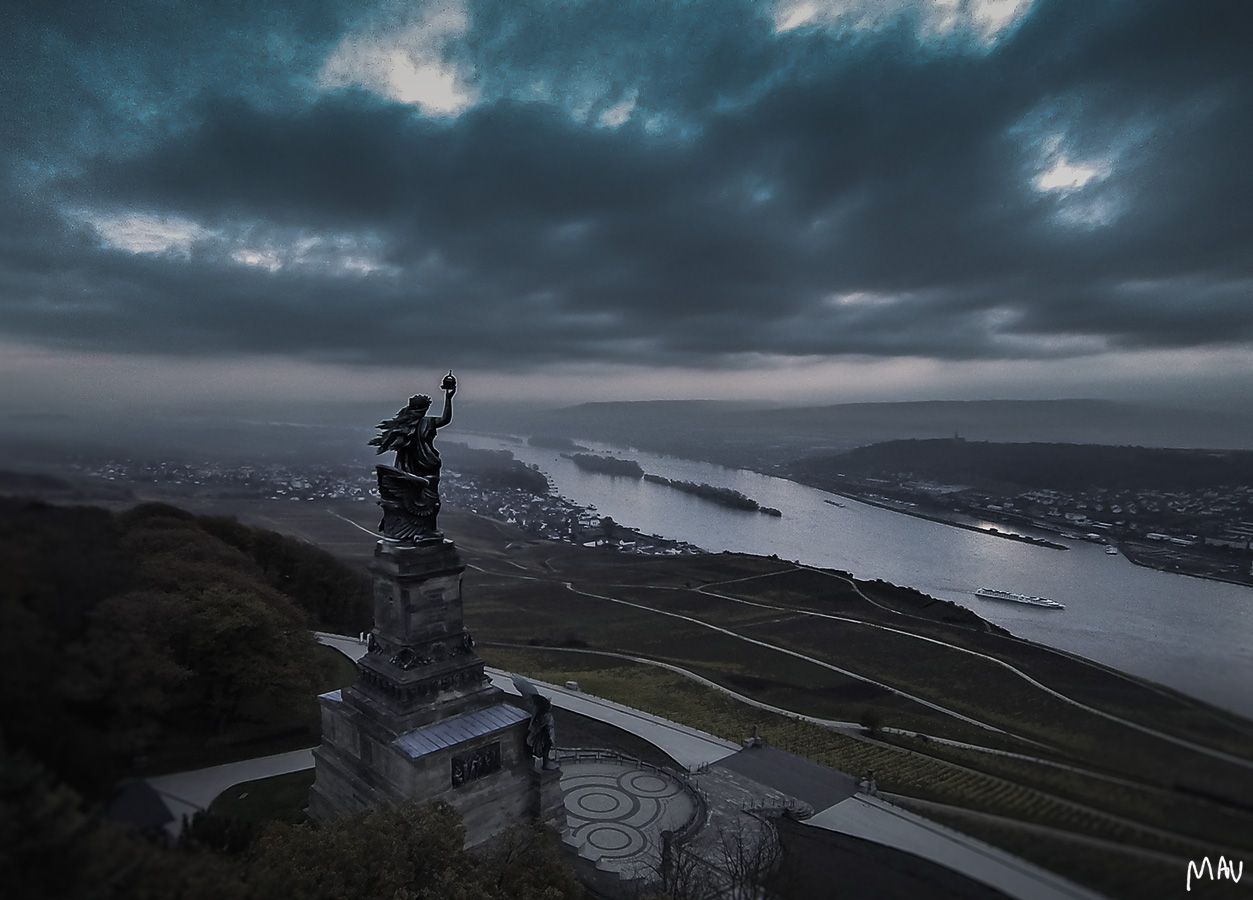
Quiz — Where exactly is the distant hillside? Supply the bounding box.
[758,399,1253,449]
[790,439,1253,493]
[492,399,1253,471]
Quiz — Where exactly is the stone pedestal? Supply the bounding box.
[310,538,557,845]
[349,539,497,733]
[532,764,568,829]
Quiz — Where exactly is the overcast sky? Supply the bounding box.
[2,0,1251,415]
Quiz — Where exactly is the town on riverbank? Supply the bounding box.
[3,441,703,557]
[786,439,1253,588]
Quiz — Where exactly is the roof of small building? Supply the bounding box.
[714,743,859,811]
[393,703,531,759]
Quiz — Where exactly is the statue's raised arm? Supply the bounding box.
[369,370,458,544]
[435,370,456,429]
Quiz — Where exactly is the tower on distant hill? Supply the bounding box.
[309,373,564,842]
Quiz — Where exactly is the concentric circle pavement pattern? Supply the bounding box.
[561,759,698,879]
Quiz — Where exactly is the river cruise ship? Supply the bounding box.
[975,588,1065,609]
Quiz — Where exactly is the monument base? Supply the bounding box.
[310,690,547,845]
[309,538,563,845]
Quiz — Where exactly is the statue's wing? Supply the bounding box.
[376,464,435,517]
[511,674,541,707]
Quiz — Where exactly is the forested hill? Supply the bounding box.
[789,439,1253,492]
[0,498,370,798]
[0,499,586,900]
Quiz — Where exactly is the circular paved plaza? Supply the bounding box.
[560,758,699,879]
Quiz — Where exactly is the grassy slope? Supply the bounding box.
[448,517,1253,899]
[141,498,1253,900]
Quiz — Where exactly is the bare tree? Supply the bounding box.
[648,830,721,900]
[718,815,782,899]
[650,815,783,900]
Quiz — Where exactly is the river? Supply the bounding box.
[457,433,1253,719]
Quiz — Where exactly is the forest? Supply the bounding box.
[0,498,374,795]
[0,497,584,899]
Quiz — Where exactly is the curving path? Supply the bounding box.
[482,641,861,730]
[318,633,1253,864]
[483,639,1253,833]
[683,572,1253,768]
[562,581,1012,735]
[565,564,1253,768]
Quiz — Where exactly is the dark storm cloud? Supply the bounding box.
[1,0,1251,369]
[465,0,784,120]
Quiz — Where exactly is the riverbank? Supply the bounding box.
[1117,538,1253,589]
[782,469,1253,587]
[813,486,1070,551]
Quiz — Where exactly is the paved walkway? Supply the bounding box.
[146,634,361,836]
[145,748,315,837]
[486,669,740,772]
[314,630,369,662]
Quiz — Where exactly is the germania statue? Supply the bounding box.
[369,371,457,542]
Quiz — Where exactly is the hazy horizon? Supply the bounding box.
[7,396,1253,474]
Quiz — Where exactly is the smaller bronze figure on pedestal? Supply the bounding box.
[527,695,557,770]
[512,674,558,770]
[370,371,457,543]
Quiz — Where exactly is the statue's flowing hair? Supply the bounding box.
[369,395,431,455]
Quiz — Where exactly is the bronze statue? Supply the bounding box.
[526,694,557,769]
[370,371,457,542]
[511,674,558,770]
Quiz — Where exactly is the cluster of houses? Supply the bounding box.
[440,470,700,555]
[85,458,372,502]
[976,484,1253,549]
[83,457,701,556]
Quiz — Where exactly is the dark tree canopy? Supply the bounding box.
[0,499,366,796]
[0,745,583,900]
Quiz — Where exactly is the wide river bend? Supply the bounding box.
[458,433,1253,719]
